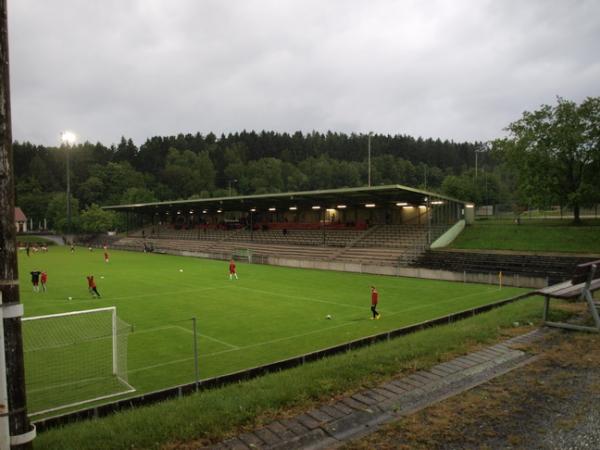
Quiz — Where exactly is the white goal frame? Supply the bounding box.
[23,306,135,416]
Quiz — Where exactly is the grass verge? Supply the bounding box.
[450,221,600,253]
[34,296,566,450]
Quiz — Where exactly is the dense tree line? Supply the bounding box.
[14,131,495,231]
[15,97,599,232]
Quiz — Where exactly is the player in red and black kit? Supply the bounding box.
[87,275,101,298]
[229,259,238,280]
[370,286,380,320]
[30,270,41,292]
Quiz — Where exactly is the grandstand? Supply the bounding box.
[104,185,467,267]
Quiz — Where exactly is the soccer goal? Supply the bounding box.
[232,248,253,263]
[22,306,135,416]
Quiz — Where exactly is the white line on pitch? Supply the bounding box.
[30,286,220,306]
[130,324,239,350]
[127,287,508,375]
[173,325,239,349]
[232,285,366,310]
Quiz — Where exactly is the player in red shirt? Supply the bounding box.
[87,275,101,298]
[229,259,238,280]
[370,286,380,320]
[40,271,48,292]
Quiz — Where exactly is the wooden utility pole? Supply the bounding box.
[0,0,34,448]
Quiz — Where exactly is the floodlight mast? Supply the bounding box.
[367,134,370,186]
[0,1,34,447]
[61,131,77,235]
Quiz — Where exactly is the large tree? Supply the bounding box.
[496,97,600,223]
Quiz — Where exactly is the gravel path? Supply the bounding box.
[343,331,600,450]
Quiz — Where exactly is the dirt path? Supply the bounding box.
[342,331,600,450]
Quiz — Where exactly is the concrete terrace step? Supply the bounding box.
[208,329,544,450]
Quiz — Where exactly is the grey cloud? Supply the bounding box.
[8,0,600,147]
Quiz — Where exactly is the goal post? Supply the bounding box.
[22,306,135,416]
[232,248,253,263]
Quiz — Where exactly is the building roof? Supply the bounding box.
[103,185,467,215]
[14,207,27,222]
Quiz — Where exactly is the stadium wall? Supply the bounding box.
[265,256,546,288]
[152,248,547,288]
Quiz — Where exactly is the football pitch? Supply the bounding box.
[18,246,525,414]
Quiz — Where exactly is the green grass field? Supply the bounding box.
[19,246,525,415]
[451,220,600,253]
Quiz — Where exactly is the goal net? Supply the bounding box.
[22,306,135,416]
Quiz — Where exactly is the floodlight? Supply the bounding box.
[60,130,77,146]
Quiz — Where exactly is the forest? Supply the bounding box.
[14,96,600,231]
[14,131,504,232]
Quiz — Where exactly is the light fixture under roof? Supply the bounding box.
[396,202,408,207]
[365,203,376,208]
[337,204,347,209]
[312,205,321,210]
[431,200,444,205]
[202,209,207,214]
[250,208,257,212]
[268,207,276,212]
[289,206,297,211]
[217,209,223,213]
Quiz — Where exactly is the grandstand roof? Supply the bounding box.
[103,185,467,214]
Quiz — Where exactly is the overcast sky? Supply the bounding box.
[7,0,600,147]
